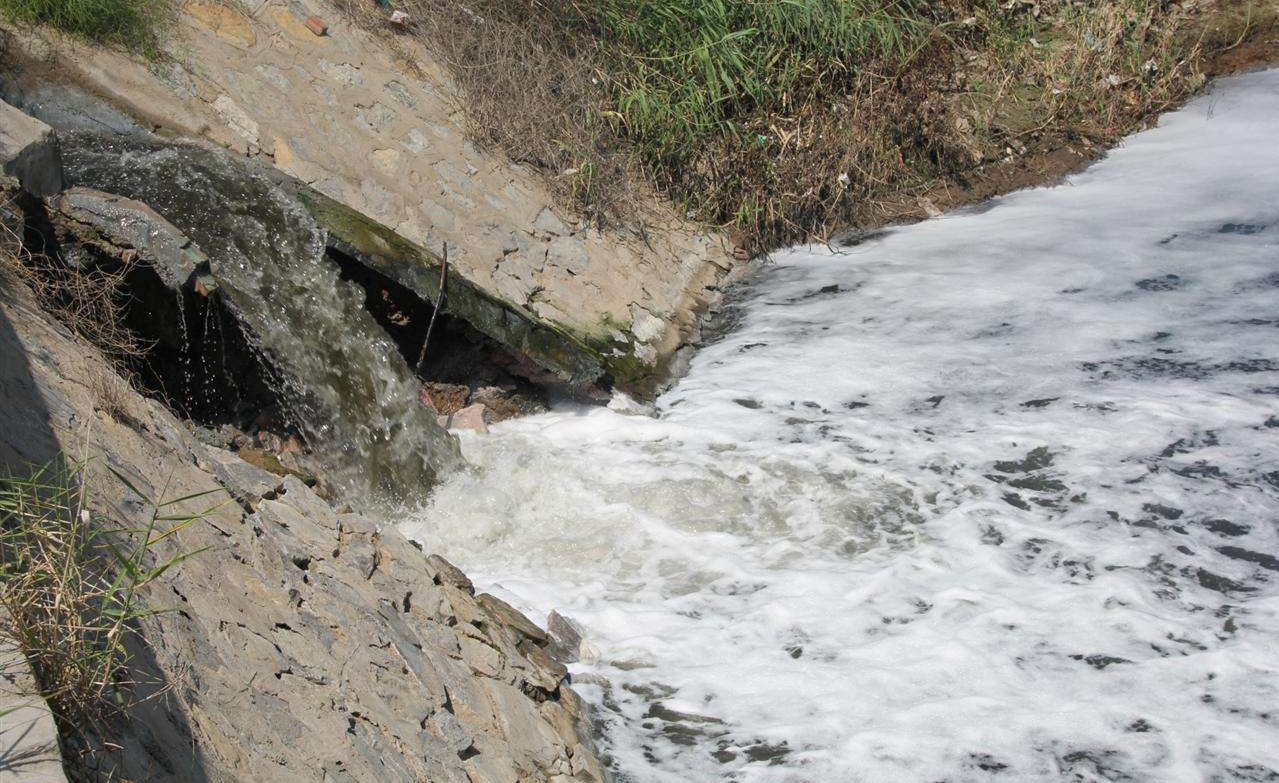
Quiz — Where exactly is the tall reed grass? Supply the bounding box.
[0,458,215,724]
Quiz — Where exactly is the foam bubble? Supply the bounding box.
[400,69,1279,782]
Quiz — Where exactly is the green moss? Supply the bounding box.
[572,312,663,395]
[294,186,624,388]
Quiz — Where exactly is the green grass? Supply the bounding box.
[587,0,932,166]
[0,0,174,54]
[343,0,1279,248]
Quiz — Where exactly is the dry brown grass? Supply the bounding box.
[1,198,151,366]
[87,366,133,421]
[0,460,212,727]
[353,0,1275,253]
[360,0,648,229]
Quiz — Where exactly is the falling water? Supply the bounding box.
[404,69,1279,782]
[59,133,461,506]
[199,298,217,414]
[172,288,192,412]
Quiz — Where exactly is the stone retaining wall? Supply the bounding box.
[0,2,740,394]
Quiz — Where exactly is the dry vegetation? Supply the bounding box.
[1,200,151,393]
[390,0,646,226]
[0,214,212,746]
[0,459,213,732]
[361,0,1276,252]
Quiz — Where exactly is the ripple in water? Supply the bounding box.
[401,69,1279,782]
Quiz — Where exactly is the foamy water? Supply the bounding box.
[401,69,1279,782]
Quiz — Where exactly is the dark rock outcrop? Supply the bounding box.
[47,187,214,292]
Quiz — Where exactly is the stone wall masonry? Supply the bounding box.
[0,2,742,395]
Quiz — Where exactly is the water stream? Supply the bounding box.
[58,134,461,505]
[403,69,1279,782]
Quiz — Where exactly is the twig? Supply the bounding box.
[414,244,449,375]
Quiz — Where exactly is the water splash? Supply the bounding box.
[404,69,1279,782]
[60,133,460,507]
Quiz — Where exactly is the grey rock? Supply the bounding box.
[384,81,418,110]
[0,98,62,196]
[520,643,569,693]
[460,635,504,678]
[433,160,468,187]
[255,64,292,93]
[0,611,70,783]
[0,79,148,137]
[629,303,666,344]
[0,321,611,780]
[546,610,586,664]
[493,268,537,306]
[357,102,399,135]
[477,593,548,646]
[49,187,211,290]
[400,128,431,154]
[199,444,282,507]
[320,61,364,87]
[426,553,475,594]
[545,237,589,276]
[532,206,569,236]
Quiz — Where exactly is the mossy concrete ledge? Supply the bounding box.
[289,182,618,389]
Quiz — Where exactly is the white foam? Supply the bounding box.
[400,69,1279,782]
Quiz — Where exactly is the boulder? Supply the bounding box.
[426,553,475,594]
[198,444,282,508]
[449,402,489,433]
[420,381,470,415]
[47,187,212,290]
[476,593,549,647]
[546,610,587,664]
[471,385,547,422]
[56,131,461,506]
[0,98,62,196]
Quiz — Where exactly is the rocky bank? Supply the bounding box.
[0,218,605,783]
[2,86,605,783]
[0,0,741,775]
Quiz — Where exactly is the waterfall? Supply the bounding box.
[59,133,461,507]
